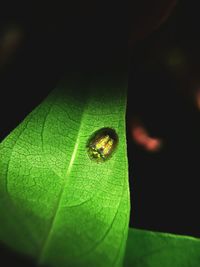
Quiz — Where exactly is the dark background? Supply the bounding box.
[128,0,200,237]
[0,0,200,265]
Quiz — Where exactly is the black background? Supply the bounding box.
[128,0,200,237]
[0,0,200,266]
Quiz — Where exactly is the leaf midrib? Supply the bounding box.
[37,93,89,265]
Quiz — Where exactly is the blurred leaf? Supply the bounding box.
[129,0,177,45]
[124,228,200,267]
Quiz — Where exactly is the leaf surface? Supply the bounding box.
[0,73,130,267]
[124,228,200,267]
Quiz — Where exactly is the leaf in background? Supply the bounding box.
[0,73,130,267]
[129,0,177,46]
[124,228,200,267]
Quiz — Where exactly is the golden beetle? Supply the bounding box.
[87,128,118,162]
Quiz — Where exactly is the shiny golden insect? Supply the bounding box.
[87,128,118,163]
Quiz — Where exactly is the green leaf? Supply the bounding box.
[0,73,130,267]
[124,228,200,267]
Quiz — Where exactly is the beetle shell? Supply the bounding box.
[87,128,118,163]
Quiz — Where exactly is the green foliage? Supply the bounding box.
[0,74,129,267]
[1,73,200,267]
[125,228,200,267]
